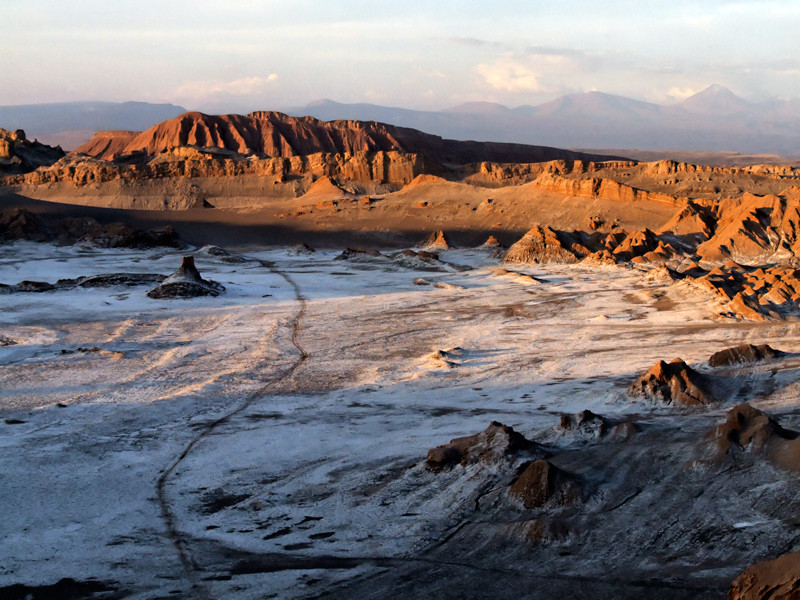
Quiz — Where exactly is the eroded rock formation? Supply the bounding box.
[0,208,181,248]
[707,403,800,471]
[426,421,540,471]
[0,128,63,174]
[147,256,224,299]
[508,460,582,509]
[629,358,717,406]
[708,344,782,367]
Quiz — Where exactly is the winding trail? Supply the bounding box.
[155,259,308,598]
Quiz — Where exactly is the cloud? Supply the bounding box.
[666,87,698,100]
[522,45,588,60]
[476,50,580,94]
[171,74,279,106]
[446,36,505,48]
[476,61,543,93]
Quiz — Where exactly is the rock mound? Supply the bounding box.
[287,242,316,256]
[707,403,800,470]
[426,421,540,471]
[545,410,638,444]
[611,228,659,261]
[417,230,451,251]
[629,358,717,406]
[708,344,782,367]
[2,272,167,294]
[509,460,582,509]
[393,249,444,270]
[479,235,504,249]
[729,549,800,600]
[195,245,247,263]
[503,225,579,264]
[334,248,383,261]
[147,256,224,299]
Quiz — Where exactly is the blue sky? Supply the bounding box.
[2,0,799,111]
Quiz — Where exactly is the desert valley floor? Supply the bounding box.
[3,242,800,599]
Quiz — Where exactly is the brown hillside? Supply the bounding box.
[72,111,623,165]
[74,130,139,160]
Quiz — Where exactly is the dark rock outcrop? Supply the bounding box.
[707,403,800,471]
[509,460,582,509]
[147,256,224,299]
[629,358,717,406]
[708,344,782,367]
[2,273,166,293]
[0,208,181,249]
[287,242,316,256]
[0,128,64,174]
[426,421,540,471]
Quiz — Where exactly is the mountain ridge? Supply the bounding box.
[73,110,625,165]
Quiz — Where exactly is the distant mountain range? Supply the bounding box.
[1,86,798,156]
[0,101,187,149]
[283,85,800,157]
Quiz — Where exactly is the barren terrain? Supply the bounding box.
[2,242,800,599]
[3,111,800,599]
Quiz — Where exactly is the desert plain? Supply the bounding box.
[2,112,800,599]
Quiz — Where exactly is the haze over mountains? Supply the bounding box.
[0,101,187,150]
[285,85,800,157]
[1,85,798,160]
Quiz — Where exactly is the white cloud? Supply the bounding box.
[173,75,279,102]
[476,52,577,95]
[476,61,543,93]
[666,86,698,100]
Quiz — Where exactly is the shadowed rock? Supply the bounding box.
[71,273,166,288]
[287,242,316,256]
[12,280,56,293]
[196,245,247,263]
[707,403,800,471]
[334,248,383,261]
[729,549,800,600]
[508,517,573,543]
[708,343,782,367]
[147,256,224,299]
[426,421,540,471]
[629,358,717,406]
[0,578,119,600]
[558,410,610,437]
[393,249,444,270]
[553,409,639,443]
[0,127,64,174]
[509,460,582,509]
[0,208,182,249]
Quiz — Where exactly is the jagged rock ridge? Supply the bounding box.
[0,128,64,174]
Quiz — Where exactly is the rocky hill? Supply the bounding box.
[73,111,622,164]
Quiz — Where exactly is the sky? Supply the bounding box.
[2,0,799,112]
